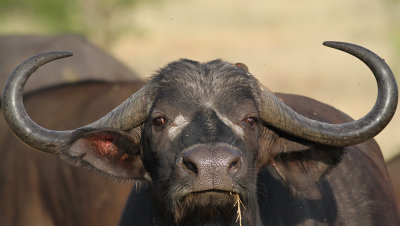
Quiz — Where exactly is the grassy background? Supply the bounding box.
[1,0,400,160]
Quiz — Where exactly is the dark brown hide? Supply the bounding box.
[387,154,400,215]
[263,93,399,225]
[0,81,145,226]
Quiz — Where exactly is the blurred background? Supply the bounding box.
[1,0,399,160]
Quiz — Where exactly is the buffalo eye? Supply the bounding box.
[153,116,167,128]
[243,117,258,128]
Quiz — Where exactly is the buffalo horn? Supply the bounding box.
[258,41,398,147]
[2,52,151,153]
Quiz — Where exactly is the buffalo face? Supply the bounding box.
[139,59,264,223]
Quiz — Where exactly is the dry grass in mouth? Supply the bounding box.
[233,193,245,226]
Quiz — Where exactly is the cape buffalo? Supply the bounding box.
[2,42,399,225]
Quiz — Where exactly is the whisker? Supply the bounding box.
[179,141,186,149]
[227,134,237,146]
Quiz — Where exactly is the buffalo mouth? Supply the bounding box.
[178,189,244,209]
[191,189,240,197]
[173,189,246,224]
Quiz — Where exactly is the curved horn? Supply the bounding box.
[2,52,151,153]
[259,41,398,147]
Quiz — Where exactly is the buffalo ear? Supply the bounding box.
[270,137,343,192]
[257,129,343,192]
[59,128,147,181]
[258,93,348,192]
[234,62,249,72]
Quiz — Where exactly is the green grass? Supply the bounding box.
[0,0,158,36]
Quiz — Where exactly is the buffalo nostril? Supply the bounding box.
[228,158,241,173]
[183,158,199,175]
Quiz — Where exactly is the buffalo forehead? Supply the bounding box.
[149,59,260,142]
[152,78,258,117]
[151,58,259,109]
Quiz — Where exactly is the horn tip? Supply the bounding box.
[46,51,73,59]
[57,51,73,58]
[35,51,73,62]
[323,41,344,48]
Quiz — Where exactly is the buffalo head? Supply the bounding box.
[2,42,398,225]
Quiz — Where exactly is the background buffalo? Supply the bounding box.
[0,35,139,226]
